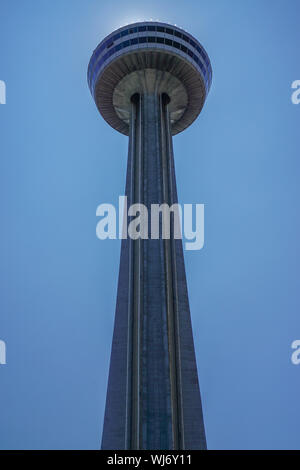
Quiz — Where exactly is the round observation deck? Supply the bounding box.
[88,21,212,136]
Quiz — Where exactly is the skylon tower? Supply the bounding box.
[88,21,212,450]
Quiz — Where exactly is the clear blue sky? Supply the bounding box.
[0,0,300,450]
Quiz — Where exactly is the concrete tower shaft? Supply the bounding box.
[101,92,206,450]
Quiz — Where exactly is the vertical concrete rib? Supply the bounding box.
[131,93,142,449]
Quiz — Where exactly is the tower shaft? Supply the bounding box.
[101,92,206,450]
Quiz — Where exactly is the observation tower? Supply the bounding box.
[88,21,212,450]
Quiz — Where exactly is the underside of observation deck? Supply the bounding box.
[93,50,206,136]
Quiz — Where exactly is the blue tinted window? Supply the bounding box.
[138,26,147,32]
[182,34,189,43]
[201,51,208,66]
[174,30,182,39]
[157,26,165,32]
[166,28,173,35]
[147,26,156,31]
[121,29,128,37]
[90,33,212,93]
